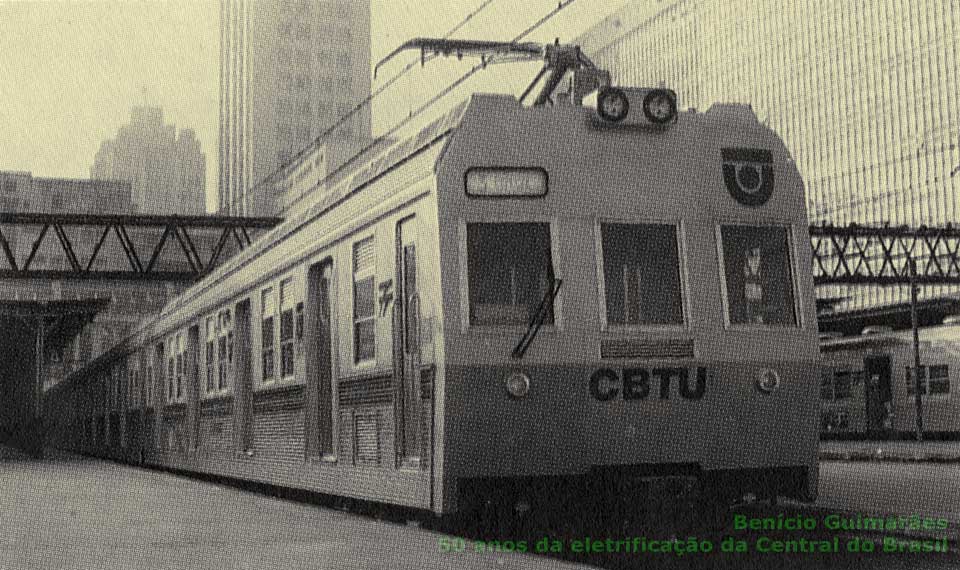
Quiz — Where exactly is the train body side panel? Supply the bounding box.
[47,147,449,511]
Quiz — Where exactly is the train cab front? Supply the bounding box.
[434,88,820,518]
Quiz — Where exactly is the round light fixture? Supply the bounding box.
[642,88,678,124]
[597,87,629,122]
[756,368,781,394]
[505,372,531,399]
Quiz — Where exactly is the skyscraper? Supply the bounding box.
[91,106,207,216]
[219,0,372,216]
[578,0,960,312]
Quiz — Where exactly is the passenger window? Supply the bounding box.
[353,237,376,362]
[218,309,233,390]
[279,279,296,377]
[262,288,276,382]
[908,365,951,395]
[929,365,950,394]
[832,371,853,400]
[720,225,797,326]
[600,223,683,326]
[205,317,216,393]
[467,223,555,326]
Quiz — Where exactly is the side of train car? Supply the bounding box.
[820,324,960,438]
[45,89,821,516]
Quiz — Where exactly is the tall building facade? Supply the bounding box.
[219,0,371,216]
[91,106,206,216]
[578,0,960,312]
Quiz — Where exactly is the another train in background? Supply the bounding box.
[820,319,960,439]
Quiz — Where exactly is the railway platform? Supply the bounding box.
[819,440,960,462]
[0,446,586,570]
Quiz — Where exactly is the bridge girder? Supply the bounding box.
[0,213,281,281]
[811,224,960,286]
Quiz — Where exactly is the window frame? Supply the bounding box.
[279,278,297,379]
[145,363,154,408]
[715,221,803,330]
[165,336,177,404]
[261,286,277,384]
[458,217,563,332]
[112,365,121,411]
[832,370,854,400]
[205,316,217,394]
[218,309,234,392]
[164,331,187,404]
[906,364,951,397]
[175,333,185,402]
[594,217,690,331]
[928,364,950,395]
[129,361,139,409]
[352,234,377,365]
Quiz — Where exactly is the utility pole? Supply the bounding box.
[908,259,924,442]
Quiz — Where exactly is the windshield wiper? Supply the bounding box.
[511,277,562,359]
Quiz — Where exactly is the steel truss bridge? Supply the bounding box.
[811,224,960,286]
[0,213,957,286]
[0,213,281,281]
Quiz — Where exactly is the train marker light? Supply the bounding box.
[505,372,531,399]
[756,368,781,394]
[586,86,678,127]
[642,88,678,124]
[596,87,630,122]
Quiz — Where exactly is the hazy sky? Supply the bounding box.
[0,1,627,212]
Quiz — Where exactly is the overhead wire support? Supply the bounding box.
[278,0,501,192]
[315,0,582,196]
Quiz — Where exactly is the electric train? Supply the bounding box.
[821,322,960,439]
[43,40,821,520]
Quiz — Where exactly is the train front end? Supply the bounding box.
[433,91,820,516]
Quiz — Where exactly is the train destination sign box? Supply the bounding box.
[465,167,548,197]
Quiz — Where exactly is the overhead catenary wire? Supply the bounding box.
[272,0,499,186]
[293,0,581,208]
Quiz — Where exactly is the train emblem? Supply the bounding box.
[722,148,774,207]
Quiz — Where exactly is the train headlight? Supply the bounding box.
[505,372,531,399]
[642,88,678,124]
[755,368,781,394]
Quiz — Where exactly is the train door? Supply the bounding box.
[395,216,422,466]
[305,260,334,459]
[863,355,892,435]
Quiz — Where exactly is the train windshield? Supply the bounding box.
[467,223,555,326]
[720,224,797,326]
[600,223,684,326]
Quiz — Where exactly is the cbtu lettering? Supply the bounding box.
[589,367,707,401]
